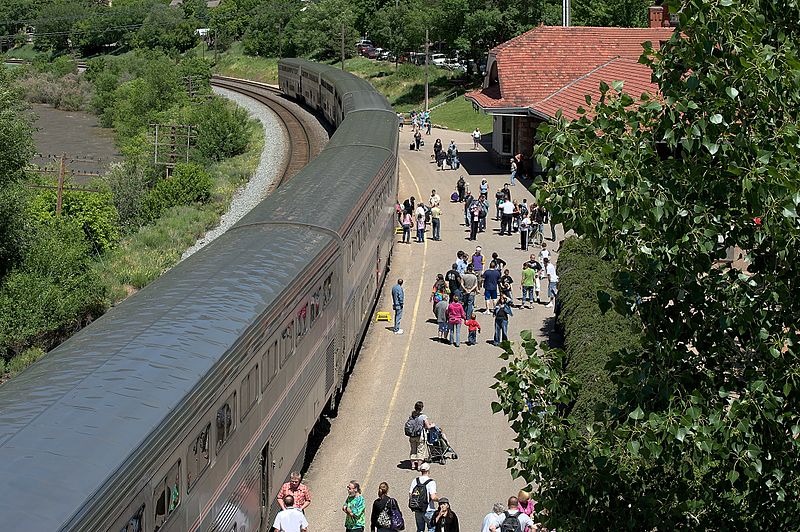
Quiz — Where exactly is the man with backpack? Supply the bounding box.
[489,496,534,532]
[408,462,438,532]
[406,401,433,470]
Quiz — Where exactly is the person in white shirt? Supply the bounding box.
[543,257,558,308]
[500,199,515,236]
[409,462,438,531]
[481,502,506,532]
[538,242,551,263]
[429,189,440,207]
[490,496,534,532]
[273,495,309,532]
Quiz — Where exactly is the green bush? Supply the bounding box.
[193,98,250,162]
[29,186,120,253]
[0,220,106,359]
[556,236,641,429]
[141,163,213,222]
[105,160,151,231]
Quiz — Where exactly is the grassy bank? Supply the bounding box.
[94,119,264,304]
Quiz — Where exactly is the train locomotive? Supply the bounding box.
[0,59,398,532]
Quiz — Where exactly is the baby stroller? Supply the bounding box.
[426,426,458,465]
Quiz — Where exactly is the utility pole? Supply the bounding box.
[341,23,345,70]
[424,28,429,112]
[56,153,66,216]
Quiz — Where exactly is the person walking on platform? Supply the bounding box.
[273,495,309,532]
[492,294,513,345]
[392,279,404,334]
[277,472,312,512]
[407,401,432,470]
[370,482,403,532]
[446,295,466,347]
[409,462,438,532]
[343,481,366,532]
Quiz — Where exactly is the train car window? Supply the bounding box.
[281,321,294,365]
[153,460,181,530]
[323,274,333,307]
[187,423,211,491]
[261,339,279,391]
[215,394,235,453]
[310,291,321,324]
[241,364,259,421]
[119,504,144,532]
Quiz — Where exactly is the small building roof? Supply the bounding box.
[466,25,675,120]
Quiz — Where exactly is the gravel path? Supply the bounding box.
[182,86,289,260]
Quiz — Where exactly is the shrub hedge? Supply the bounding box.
[556,236,641,430]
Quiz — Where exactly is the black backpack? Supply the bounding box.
[404,414,422,437]
[500,511,522,532]
[408,478,433,512]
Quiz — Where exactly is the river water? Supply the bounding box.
[30,103,121,183]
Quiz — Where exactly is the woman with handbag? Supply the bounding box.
[371,482,404,532]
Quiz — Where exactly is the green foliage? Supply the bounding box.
[556,237,640,428]
[105,160,151,231]
[292,0,358,60]
[193,98,250,162]
[141,163,213,222]
[495,0,800,528]
[0,69,34,275]
[133,3,199,53]
[29,186,120,254]
[0,219,105,359]
[6,347,45,376]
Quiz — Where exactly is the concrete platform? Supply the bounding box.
[302,128,562,529]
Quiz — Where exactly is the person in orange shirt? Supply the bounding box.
[464,314,481,346]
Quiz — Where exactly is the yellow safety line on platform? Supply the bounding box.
[363,156,424,489]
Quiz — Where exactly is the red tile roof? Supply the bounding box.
[465,25,675,120]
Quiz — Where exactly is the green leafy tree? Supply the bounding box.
[0,68,34,276]
[293,0,358,60]
[494,0,800,529]
[242,0,302,57]
[133,3,198,53]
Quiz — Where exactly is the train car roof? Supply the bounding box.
[0,225,332,530]
[235,144,393,233]
[325,109,398,151]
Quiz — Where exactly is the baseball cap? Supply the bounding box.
[419,462,430,471]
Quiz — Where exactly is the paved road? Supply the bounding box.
[302,127,562,530]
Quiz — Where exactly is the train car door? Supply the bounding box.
[259,442,271,531]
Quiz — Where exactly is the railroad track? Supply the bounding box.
[211,75,317,193]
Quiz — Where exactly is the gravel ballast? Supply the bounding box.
[181,86,289,260]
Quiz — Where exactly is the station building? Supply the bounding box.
[465,5,677,172]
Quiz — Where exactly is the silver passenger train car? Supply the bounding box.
[0,59,398,532]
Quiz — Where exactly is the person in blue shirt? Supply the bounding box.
[392,279,405,334]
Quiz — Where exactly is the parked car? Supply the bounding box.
[443,58,466,72]
[355,39,373,53]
